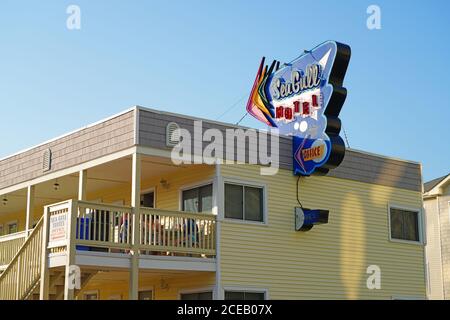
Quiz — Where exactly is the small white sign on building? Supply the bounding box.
[48,212,68,247]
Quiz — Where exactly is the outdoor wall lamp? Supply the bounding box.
[2,197,8,206]
[160,278,169,290]
[53,179,60,191]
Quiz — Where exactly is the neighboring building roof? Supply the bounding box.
[424,173,450,194]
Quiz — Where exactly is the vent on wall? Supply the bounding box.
[166,122,181,147]
[42,149,52,172]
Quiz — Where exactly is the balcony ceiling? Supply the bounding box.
[0,155,188,216]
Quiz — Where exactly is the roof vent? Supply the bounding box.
[166,122,181,147]
[43,149,52,172]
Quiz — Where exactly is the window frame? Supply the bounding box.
[138,286,155,300]
[178,286,215,300]
[387,203,424,245]
[83,290,99,300]
[140,187,156,208]
[179,180,214,213]
[223,178,267,225]
[6,220,18,235]
[223,286,269,300]
[391,295,426,300]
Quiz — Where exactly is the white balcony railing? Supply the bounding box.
[0,231,27,268]
[46,200,216,257]
[0,219,43,300]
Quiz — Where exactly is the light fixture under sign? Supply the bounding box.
[295,207,329,231]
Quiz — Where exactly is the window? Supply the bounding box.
[180,291,213,300]
[7,222,18,234]
[225,183,264,222]
[182,184,212,213]
[225,291,265,300]
[389,207,421,242]
[140,191,155,208]
[83,291,99,300]
[138,290,153,300]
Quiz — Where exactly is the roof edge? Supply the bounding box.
[0,107,137,163]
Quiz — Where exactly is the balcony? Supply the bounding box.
[0,199,216,299]
[45,200,216,269]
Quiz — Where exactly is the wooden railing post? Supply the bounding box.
[64,200,78,300]
[15,256,20,299]
[39,206,50,300]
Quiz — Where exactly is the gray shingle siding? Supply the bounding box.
[0,110,135,190]
[0,107,422,192]
[138,108,422,192]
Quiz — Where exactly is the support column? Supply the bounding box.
[26,185,35,237]
[39,206,50,300]
[213,160,224,300]
[78,170,87,201]
[129,153,141,300]
[64,200,77,300]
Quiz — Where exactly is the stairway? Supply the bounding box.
[0,216,97,300]
[25,269,97,300]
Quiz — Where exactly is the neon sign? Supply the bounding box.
[247,41,351,176]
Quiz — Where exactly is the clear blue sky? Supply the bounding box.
[0,0,448,181]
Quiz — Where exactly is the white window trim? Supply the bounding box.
[223,177,268,226]
[391,295,426,300]
[223,286,269,300]
[6,220,18,235]
[141,187,156,208]
[108,293,122,300]
[387,203,424,245]
[178,179,214,213]
[83,289,99,300]
[178,285,215,300]
[138,285,155,300]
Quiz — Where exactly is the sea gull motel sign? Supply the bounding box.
[246,40,351,231]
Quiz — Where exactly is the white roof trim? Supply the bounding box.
[424,174,450,196]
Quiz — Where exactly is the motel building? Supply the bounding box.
[0,106,426,300]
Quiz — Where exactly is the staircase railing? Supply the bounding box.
[0,217,44,300]
[0,231,27,268]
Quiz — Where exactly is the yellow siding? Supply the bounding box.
[87,164,215,210]
[80,271,215,300]
[0,204,41,234]
[0,164,215,234]
[220,163,426,299]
